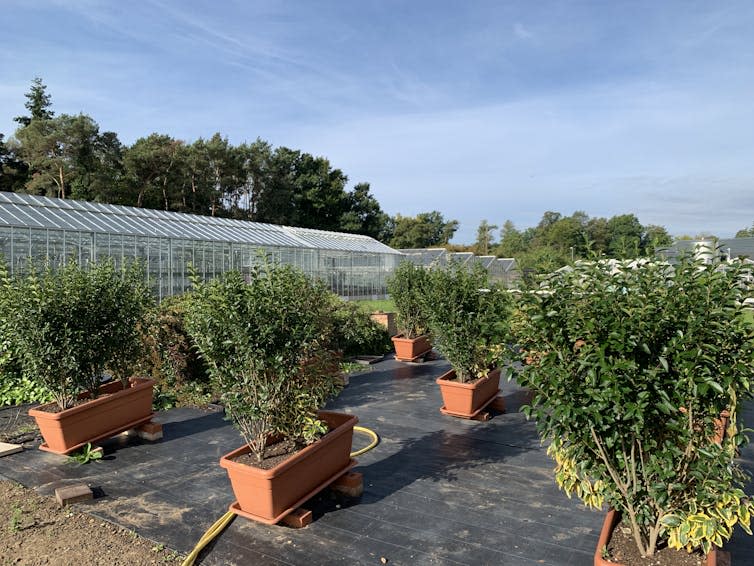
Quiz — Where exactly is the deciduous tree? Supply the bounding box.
[339,182,392,240]
[122,134,186,209]
[15,113,101,199]
[0,134,29,192]
[389,211,458,249]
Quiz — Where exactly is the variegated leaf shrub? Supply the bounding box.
[514,257,754,557]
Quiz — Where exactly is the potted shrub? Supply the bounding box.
[423,261,513,417]
[183,261,356,524]
[387,261,432,361]
[513,258,754,564]
[6,260,154,455]
[328,298,393,359]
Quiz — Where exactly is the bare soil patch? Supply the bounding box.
[0,479,184,565]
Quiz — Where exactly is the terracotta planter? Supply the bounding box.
[220,410,358,524]
[436,368,501,417]
[392,333,431,361]
[28,377,155,455]
[595,509,717,566]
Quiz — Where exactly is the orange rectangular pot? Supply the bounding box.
[28,377,155,455]
[219,410,358,523]
[392,334,431,361]
[594,509,717,566]
[436,368,501,417]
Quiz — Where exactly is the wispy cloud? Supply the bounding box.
[513,22,533,40]
[284,68,754,241]
[4,1,754,242]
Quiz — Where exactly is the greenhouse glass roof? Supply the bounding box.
[0,192,400,255]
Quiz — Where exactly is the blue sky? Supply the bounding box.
[2,1,754,243]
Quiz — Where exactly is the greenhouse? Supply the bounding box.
[399,247,520,286]
[0,191,403,300]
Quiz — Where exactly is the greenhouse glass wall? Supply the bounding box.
[0,192,403,300]
[399,247,521,286]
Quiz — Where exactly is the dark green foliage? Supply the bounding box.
[423,262,512,382]
[15,113,111,200]
[339,182,393,241]
[389,211,458,249]
[496,212,674,275]
[0,259,49,405]
[13,77,54,127]
[6,80,392,238]
[5,260,152,409]
[514,258,754,556]
[387,261,430,339]
[135,294,211,409]
[0,134,29,193]
[735,222,754,238]
[183,261,342,462]
[329,299,392,357]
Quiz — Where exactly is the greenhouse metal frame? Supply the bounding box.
[398,247,520,286]
[0,192,403,300]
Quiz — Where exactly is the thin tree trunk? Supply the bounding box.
[59,166,65,199]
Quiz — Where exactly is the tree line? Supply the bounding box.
[0,78,464,245]
[1,78,683,273]
[466,211,674,273]
[735,224,754,238]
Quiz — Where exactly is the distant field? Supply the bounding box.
[352,298,396,313]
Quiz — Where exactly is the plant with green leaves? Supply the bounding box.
[513,257,754,558]
[328,298,392,357]
[422,261,513,382]
[7,259,152,410]
[8,505,23,533]
[66,442,103,465]
[183,260,342,463]
[0,260,51,406]
[135,293,211,408]
[387,261,430,339]
[0,374,51,407]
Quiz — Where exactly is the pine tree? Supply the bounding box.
[14,77,54,127]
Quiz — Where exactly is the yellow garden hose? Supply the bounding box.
[180,510,236,566]
[351,425,380,457]
[181,425,379,566]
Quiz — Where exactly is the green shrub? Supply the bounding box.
[7,260,152,410]
[183,261,342,462]
[329,299,392,357]
[514,258,754,557]
[423,262,513,382]
[0,373,51,406]
[0,259,51,405]
[387,261,430,339]
[136,294,210,408]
